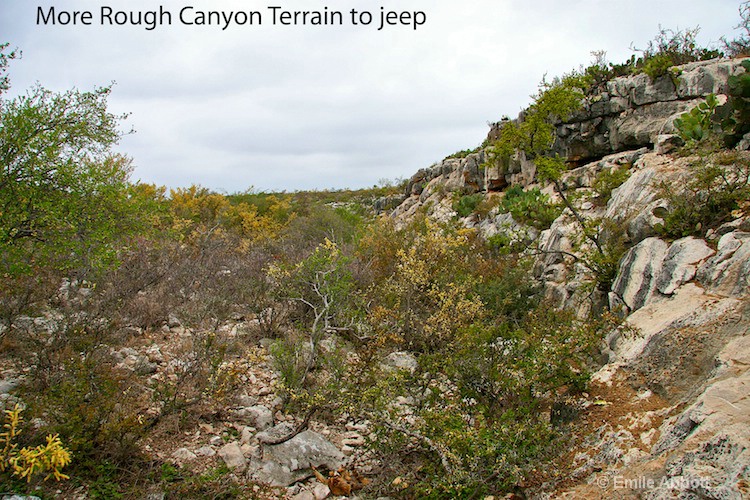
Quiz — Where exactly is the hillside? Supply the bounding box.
[381,56,750,498]
[1,37,750,500]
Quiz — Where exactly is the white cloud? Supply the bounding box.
[0,0,744,191]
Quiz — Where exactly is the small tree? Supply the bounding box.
[0,44,140,329]
[490,73,586,163]
[268,239,354,391]
[0,43,19,96]
[0,74,133,278]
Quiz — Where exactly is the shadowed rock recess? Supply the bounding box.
[384,57,750,499]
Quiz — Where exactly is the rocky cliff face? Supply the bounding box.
[396,58,745,217]
[387,57,750,499]
[551,59,742,163]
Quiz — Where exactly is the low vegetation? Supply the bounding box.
[499,185,562,229]
[0,41,606,494]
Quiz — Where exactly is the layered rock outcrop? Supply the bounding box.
[551,59,743,162]
[388,57,750,500]
[394,58,746,224]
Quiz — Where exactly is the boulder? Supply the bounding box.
[478,211,540,247]
[382,351,418,374]
[248,430,344,487]
[0,377,20,395]
[195,445,216,457]
[167,314,182,329]
[256,422,296,444]
[290,491,316,500]
[236,405,274,431]
[171,448,197,462]
[218,442,247,471]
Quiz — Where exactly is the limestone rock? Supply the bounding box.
[604,153,680,244]
[145,345,164,364]
[248,430,344,487]
[236,394,259,407]
[656,236,715,295]
[237,405,274,431]
[195,445,216,457]
[312,483,331,500]
[549,59,745,164]
[374,194,407,214]
[654,134,684,154]
[291,485,330,500]
[675,59,742,97]
[290,491,316,500]
[478,211,539,248]
[484,161,507,191]
[0,377,20,395]
[611,234,717,313]
[611,237,668,311]
[382,351,418,374]
[534,216,582,309]
[646,333,750,498]
[404,151,485,200]
[167,313,181,329]
[256,422,296,444]
[171,447,197,462]
[391,54,739,225]
[697,231,750,297]
[218,442,247,471]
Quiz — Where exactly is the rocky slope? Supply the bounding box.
[384,57,750,499]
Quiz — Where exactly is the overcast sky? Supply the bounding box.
[0,0,745,192]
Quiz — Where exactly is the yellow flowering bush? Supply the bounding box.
[1,404,72,483]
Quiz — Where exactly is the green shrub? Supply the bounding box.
[499,185,563,229]
[634,26,721,83]
[165,463,250,499]
[356,304,601,498]
[445,146,480,160]
[655,151,750,238]
[473,257,540,321]
[474,193,501,219]
[592,166,632,206]
[674,94,720,142]
[579,218,629,292]
[0,82,136,279]
[88,462,124,500]
[642,52,680,82]
[723,59,750,147]
[489,72,586,167]
[452,193,483,218]
[270,335,309,395]
[579,51,637,92]
[485,233,515,255]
